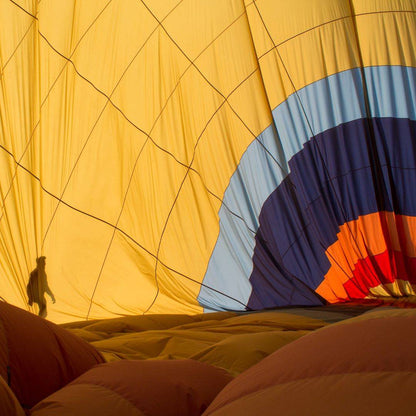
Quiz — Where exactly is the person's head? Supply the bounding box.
[36,256,46,268]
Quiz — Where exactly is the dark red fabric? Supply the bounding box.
[71,359,233,416]
[0,375,25,416]
[0,302,104,409]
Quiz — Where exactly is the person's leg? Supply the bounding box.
[38,298,47,318]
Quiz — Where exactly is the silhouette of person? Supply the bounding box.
[27,256,55,318]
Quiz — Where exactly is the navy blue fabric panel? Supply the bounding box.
[248,117,416,309]
[374,117,416,215]
[247,179,326,309]
[293,118,391,226]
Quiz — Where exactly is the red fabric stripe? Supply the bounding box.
[344,250,416,298]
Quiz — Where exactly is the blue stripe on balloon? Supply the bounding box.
[198,66,416,311]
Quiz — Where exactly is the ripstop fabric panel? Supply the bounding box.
[0,0,274,322]
[64,308,330,376]
[0,301,104,409]
[0,375,25,416]
[203,309,416,416]
[0,0,415,322]
[31,360,233,416]
[200,1,416,310]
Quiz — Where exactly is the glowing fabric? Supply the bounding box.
[0,0,415,322]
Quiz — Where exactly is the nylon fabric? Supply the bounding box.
[0,0,415,321]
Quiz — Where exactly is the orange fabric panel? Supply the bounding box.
[0,301,104,409]
[75,360,232,416]
[204,371,416,416]
[31,384,145,416]
[205,310,416,415]
[32,360,233,416]
[317,212,416,301]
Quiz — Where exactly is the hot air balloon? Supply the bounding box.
[1,0,415,321]
[1,0,416,414]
